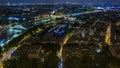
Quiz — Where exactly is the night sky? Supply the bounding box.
[0,0,120,4]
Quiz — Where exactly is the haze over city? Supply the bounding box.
[0,0,120,4]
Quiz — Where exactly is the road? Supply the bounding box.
[57,30,74,68]
[0,47,17,63]
[0,24,27,47]
[0,27,42,64]
[0,14,58,63]
[0,34,31,63]
[0,10,103,68]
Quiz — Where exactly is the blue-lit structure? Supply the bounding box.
[57,30,65,35]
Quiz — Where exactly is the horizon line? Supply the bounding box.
[0,2,120,6]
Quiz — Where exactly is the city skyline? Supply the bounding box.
[0,0,120,4]
[0,1,120,68]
